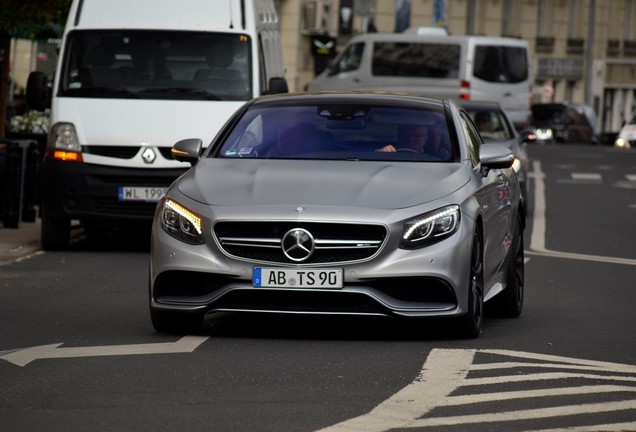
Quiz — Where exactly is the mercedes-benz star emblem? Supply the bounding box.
[281,228,315,262]
[141,147,157,164]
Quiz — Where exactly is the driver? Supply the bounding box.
[376,123,450,159]
[376,124,427,153]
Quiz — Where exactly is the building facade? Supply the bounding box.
[9,0,636,139]
[278,0,636,139]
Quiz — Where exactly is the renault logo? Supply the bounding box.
[282,228,315,262]
[141,147,157,164]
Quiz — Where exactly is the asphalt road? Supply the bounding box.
[1,144,635,431]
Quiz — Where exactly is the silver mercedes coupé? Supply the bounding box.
[149,92,525,338]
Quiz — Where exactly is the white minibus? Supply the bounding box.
[307,31,532,129]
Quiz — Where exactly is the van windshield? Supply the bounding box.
[372,42,460,78]
[59,30,252,101]
[473,45,528,83]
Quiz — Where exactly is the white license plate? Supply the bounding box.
[118,186,167,202]
[253,268,343,289]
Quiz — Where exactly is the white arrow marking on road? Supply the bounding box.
[0,336,209,367]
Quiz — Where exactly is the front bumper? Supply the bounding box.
[149,211,476,319]
[40,158,187,221]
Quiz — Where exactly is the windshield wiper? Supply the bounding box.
[138,87,221,101]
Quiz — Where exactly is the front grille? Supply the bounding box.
[83,146,140,159]
[214,221,387,265]
[213,289,387,314]
[82,146,175,160]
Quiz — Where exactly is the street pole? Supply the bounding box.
[585,0,595,106]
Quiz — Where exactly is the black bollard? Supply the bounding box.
[2,141,23,228]
[22,141,39,223]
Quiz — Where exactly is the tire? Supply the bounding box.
[457,227,484,338]
[488,213,525,318]
[150,308,204,334]
[41,216,71,251]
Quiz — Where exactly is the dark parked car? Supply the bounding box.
[531,102,597,145]
[149,92,525,338]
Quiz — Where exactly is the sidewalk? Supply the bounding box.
[0,218,42,265]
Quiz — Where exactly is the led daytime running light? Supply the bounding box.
[403,205,459,241]
[165,199,202,235]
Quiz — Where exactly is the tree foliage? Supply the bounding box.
[1,0,72,137]
[0,0,71,38]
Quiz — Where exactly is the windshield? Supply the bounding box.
[215,104,455,162]
[465,108,514,141]
[59,30,252,101]
[532,106,565,125]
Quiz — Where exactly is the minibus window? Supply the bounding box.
[473,46,528,83]
[372,42,460,78]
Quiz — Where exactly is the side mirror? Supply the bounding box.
[479,143,514,175]
[519,129,537,143]
[26,72,51,111]
[171,138,203,165]
[264,77,289,95]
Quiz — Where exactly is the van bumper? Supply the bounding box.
[39,158,187,222]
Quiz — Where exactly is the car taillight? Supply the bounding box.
[460,80,470,100]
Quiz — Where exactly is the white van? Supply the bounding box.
[307,31,532,129]
[27,0,288,250]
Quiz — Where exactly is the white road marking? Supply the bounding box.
[316,349,476,432]
[571,172,602,181]
[407,400,636,428]
[318,349,636,432]
[529,161,636,266]
[626,174,636,182]
[0,335,210,367]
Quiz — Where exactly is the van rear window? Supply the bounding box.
[371,42,460,78]
[473,46,528,83]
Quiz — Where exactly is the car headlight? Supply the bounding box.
[614,137,631,148]
[535,128,553,140]
[160,199,204,244]
[401,205,460,249]
[512,157,522,175]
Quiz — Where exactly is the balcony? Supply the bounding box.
[625,40,636,56]
[535,36,555,53]
[566,38,584,54]
[607,40,620,56]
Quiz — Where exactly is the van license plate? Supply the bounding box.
[118,186,167,202]
[253,268,343,289]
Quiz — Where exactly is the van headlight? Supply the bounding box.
[401,205,460,249]
[160,199,204,244]
[50,122,80,152]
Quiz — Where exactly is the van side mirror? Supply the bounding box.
[26,71,52,111]
[265,77,289,95]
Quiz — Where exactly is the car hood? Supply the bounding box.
[177,159,470,210]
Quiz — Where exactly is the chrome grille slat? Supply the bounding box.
[214,221,387,265]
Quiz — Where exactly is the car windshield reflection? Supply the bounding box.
[214,105,455,162]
